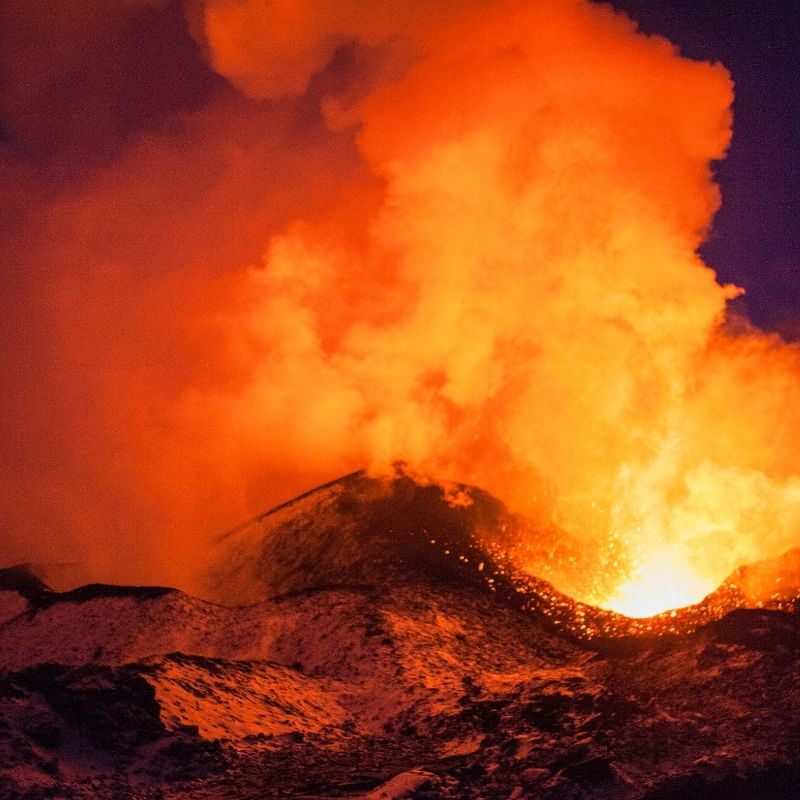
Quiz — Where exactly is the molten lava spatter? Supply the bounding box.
[208,472,800,643]
[593,542,718,618]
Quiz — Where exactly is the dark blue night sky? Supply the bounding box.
[609,0,800,338]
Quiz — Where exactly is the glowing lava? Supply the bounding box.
[596,545,717,618]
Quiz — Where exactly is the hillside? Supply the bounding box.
[1,474,800,799]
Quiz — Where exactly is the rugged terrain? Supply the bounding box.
[1,472,800,799]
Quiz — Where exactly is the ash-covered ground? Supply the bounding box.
[1,473,799,799]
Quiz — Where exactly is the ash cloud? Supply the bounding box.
[1,0,799,606]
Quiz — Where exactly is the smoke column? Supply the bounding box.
[2,0,799,612]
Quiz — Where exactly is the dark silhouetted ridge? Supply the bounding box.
[42,584,176,607]
[0,565,176,612]
[0,564,52,604]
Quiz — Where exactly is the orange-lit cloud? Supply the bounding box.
[2,0,799,611]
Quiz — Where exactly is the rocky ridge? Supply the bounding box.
[1,473,799,799]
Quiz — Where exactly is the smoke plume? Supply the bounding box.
[2,0,799,610]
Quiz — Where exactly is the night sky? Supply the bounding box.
[609,0,800,337]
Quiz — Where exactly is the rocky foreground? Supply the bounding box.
[1,473,799,799]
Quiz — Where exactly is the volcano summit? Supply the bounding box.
[2,473,800,799]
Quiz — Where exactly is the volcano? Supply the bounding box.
[2,473,800,799]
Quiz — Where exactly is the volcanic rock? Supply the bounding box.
[206,469,581,604]
[1,473,800,799]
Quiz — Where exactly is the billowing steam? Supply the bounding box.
[2,0,799,612]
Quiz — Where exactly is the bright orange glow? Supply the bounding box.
[4,1,800,609]
[596,544,718,618]
[194,0,800,613]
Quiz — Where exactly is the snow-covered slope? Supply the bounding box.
[2,474,800,799]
